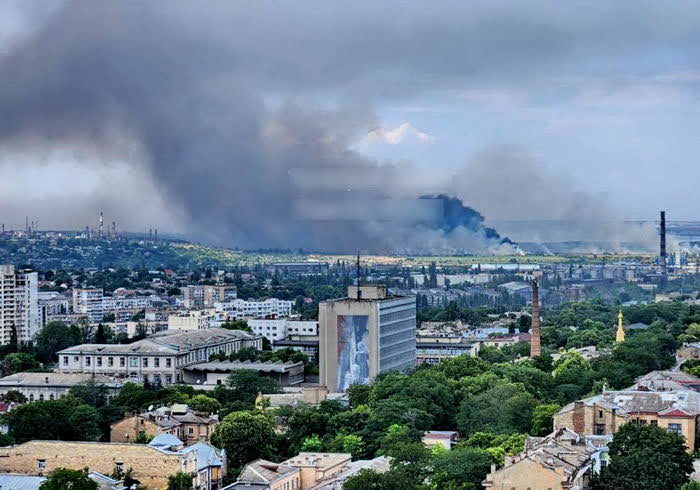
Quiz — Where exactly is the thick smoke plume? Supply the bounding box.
[0,2,516,254]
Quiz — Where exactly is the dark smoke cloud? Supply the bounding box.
[2,1,699,252]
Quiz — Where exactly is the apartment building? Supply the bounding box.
[248,319,318,342]
[554,389,700,451]
[72,288,104,322]
[37,291,69,327]
[57,328,262,385]
[168,309,225,331]
[184,285,237,309]
[0,264,39,344]
[319,285,416,392]
[215,298,294,320]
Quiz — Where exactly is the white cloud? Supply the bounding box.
[363,122,435,145]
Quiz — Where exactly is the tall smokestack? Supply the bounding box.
[660,210,667,277]
[99,211,104,238]
[530,279,541,358]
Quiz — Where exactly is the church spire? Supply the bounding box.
[615,309,625,343]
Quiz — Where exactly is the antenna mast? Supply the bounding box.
[356,252,361,300]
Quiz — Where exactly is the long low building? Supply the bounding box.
[183,360,305,387]
[57,328,263,385]
[0,372,123,402]
[0,437,226,490]
[416,341,480,365]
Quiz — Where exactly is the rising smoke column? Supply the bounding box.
[0,2,514,253]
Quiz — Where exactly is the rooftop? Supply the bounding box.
[237,459,299,484]
[283,452,351,470]
[560,389,700,416]
[0,372,123,387]
[185,360,303,374]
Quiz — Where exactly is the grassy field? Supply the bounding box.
[172,243,656,268]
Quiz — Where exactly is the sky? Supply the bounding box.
[1,1,699,250]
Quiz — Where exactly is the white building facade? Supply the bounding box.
[72,288,104,323]
[0,265,39,344]
[215,298,294,320]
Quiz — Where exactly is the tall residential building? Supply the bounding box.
[183,285,237,309]
[0,265,39,345]
[319,285,416,392]
[72,288,104,323]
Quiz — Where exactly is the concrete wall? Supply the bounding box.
[0,440,191,489]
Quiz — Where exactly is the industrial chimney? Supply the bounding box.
[660,210,667,277]
[530,279,541,358]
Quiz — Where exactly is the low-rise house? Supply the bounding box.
[183,360,305,387]
[57,328,262,385]
[272,339,319,360]
[630,370,700,392]
[226,459,300,490]
[110,403,217,445]
[482,428,610,490]
[554,389,700,451]
[422,431,460,450]
[0,437,226,490]
[228,453,390,490]
[678,343,700,363]
[0,372,123,402]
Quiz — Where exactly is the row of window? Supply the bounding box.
[63,355,173,369]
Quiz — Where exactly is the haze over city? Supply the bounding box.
[2,1,700,252]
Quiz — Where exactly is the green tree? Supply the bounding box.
[188,394,221,414]
[531,403,561,436]
[34,321,78,363]
[300,434,324,452]
[2,352,39,375]
[134,432,154,444]
[69,380,109,408]
[210,411,276,471]
[591,423,693,490]
[68,404,102,441]
[166,471,194,490]
[432,445,492,489]
[39,468,98,490]
[456,383,536,436]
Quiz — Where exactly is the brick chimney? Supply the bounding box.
[530,279,541,358]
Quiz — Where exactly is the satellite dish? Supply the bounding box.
[148,405,154,411]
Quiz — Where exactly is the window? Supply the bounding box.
[651,420,658,426]
[29,394,34,402]
[165,375,172,385]
[189,427,194,435]
[38,460,46,471]
[130,358,138,368]
[115,462,123,473]
[85,357,91,366]
[49,394,54,400]
[74,356,79,362]
[154,358,160,368]
[143,358,149,368]
[108,357,114,367]
[668,423,682,435]
[120,357,125,367]
[601,459,608,469]
[39,394,44,401]
[638,419,647,425]
[598,410,603,418]
[63,356,69,366]
[97,357,102,367]
[594,424,606,435]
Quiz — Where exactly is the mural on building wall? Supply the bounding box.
[337,315,369,391]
